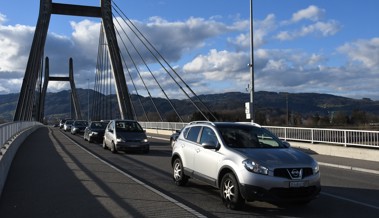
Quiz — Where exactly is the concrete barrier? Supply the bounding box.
[0,125,42,198]
[290,141,379,163]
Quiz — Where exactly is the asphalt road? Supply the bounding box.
[1,126,379,218]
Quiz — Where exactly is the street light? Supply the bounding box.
[248,0,255,122]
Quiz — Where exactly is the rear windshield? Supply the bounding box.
[115,121,144,132]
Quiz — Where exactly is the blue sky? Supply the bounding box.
[1,0,379,100]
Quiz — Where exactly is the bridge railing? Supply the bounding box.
[0,121,41,153]
[139,122,379,149]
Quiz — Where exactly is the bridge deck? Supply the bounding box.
[1,127,379,217]
[0,127,196,218]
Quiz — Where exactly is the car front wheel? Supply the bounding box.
[110,142,117,153]
[220,173,244,210]
[172,158,188,186]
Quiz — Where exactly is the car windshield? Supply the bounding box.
[115,121,144,132]
[217,124,284,149]
[91,122,108,129]
[75,121,88,126]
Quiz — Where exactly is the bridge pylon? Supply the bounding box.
[40,57,82,121]
[14,0,134,121]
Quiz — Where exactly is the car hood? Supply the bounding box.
[234,148,315,168]
[117,132,147,140]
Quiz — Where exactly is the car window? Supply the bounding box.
[182,127,190,138]
[199,127,218,145]
[218,125,283,148]
[116,121,144,132]
[186,126,201,142]
[107,121,114,131]
[91,122,108,129]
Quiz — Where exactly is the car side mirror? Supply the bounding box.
[202,142,218,150]
[282,140,291,148]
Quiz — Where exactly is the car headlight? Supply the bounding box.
[313,162,320,174]
[141,138,149,143]
[243,160,269,175]
[116,138,124,143]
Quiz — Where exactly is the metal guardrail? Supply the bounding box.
[0,121,41,154]
[139,122,379,149]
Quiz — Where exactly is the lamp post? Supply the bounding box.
[249,0,255,122]
[87,78,90,121]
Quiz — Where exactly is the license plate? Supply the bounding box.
[289,181,307,188]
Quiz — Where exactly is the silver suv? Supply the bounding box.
[103,120,149,153]
[171,121,321,209]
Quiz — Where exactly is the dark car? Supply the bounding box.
[83,121,108,143]
[103,120,149,153]
[70,120,88,135]
[170,129,182,147]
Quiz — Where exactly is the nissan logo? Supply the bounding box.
[290,169,302,178]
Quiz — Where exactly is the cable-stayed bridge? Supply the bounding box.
[14,0,216,123]
[1,1,379,217]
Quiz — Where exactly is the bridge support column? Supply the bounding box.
[101,0,134,120]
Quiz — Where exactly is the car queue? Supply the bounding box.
[58,119,150,154]
[56,119,321,210]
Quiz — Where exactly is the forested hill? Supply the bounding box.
[1,89,379,123]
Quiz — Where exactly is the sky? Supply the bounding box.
[1,0,379,100]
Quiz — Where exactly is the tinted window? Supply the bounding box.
[218,125,282,148]
[91,122,108,129]
[199,127,218,145]
[186,126,201,142]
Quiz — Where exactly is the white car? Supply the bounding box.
[63,120,74,132]
[171,121,321,209]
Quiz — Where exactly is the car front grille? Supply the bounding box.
[274,168,313,179]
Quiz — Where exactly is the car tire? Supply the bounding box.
[110,142,117,153]
[220,173,245,210]
[172,158,188,186]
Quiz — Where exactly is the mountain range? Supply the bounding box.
[1,89,379,123]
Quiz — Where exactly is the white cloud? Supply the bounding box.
[338,38,379,69]
[277,20,341,41]
[0,24,34,72]
[183,49,248,81]
[291,5,325,23]
[0,13,6,24]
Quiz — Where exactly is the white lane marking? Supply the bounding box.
[318,162,379,175]
[61,133,207,218]
[322,192,379,210]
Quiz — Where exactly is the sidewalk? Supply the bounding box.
[0,127,202,218]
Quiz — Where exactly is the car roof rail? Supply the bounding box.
[188,121,215,126]
[236,122,262,128]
